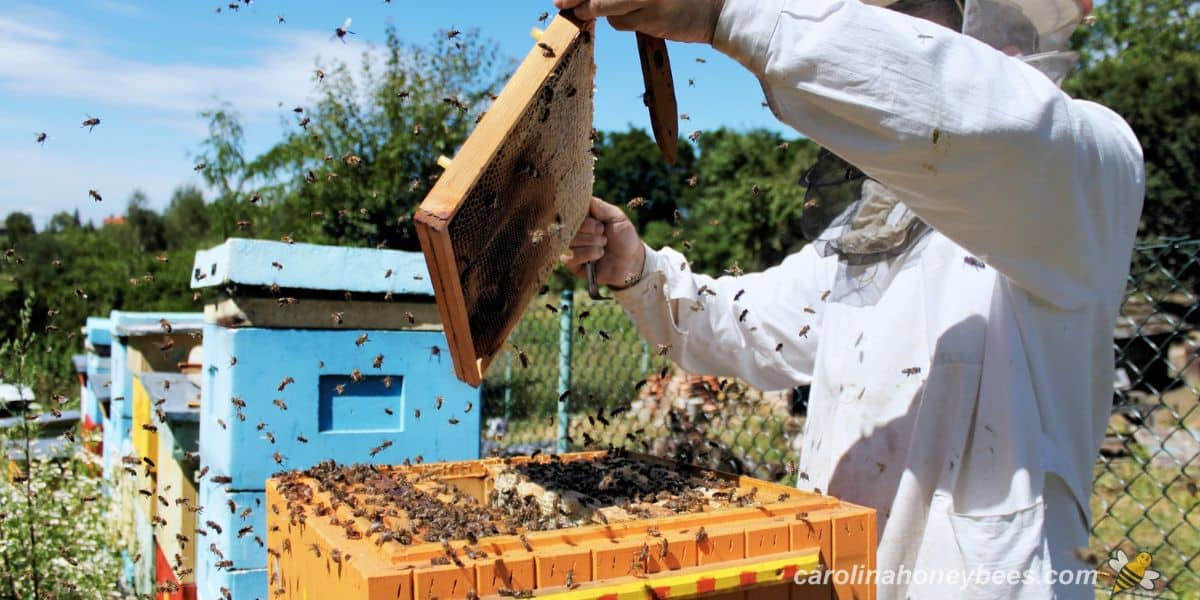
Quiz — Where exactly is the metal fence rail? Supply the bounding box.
[482,238,1200,598]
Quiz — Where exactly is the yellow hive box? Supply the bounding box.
[266,451,876,600]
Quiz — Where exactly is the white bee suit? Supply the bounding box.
[611,0,1144,598]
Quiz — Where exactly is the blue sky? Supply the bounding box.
[0,0,789,227]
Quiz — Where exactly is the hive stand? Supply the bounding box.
[107,311,205,596]
[82,317,112,442]
[416,13,596,387]
[190,238,481,600]
[265,452,877,600]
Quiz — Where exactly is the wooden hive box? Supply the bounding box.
[416,13,596,387]
[266,451,876,599]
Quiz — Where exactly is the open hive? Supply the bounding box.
[266,450,876,599]
[415,13,596,387]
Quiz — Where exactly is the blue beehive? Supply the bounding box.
[106,311,204,596]
[191,238,481,599]
[104,312,204,476]
[82,317,112,433]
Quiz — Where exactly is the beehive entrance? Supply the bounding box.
[416,14,596,386]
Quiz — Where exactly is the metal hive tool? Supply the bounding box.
[416,13,596,386]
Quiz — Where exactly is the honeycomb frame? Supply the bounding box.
[416,13,596,387]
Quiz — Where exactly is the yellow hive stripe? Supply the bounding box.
[535,553,821,599]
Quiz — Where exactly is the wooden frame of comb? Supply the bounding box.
[415,13,597,387]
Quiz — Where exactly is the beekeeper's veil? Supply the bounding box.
[800,0,1092,301]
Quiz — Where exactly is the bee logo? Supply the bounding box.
[1108,550,1160,595]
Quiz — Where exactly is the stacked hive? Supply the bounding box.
[190,238,481,599]
[267,451,876,599]
[107,311,205,596]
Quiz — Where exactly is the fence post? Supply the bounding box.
[556,289,573,453]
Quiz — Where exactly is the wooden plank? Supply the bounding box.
[416,12,595,387]
[203,297,442,331]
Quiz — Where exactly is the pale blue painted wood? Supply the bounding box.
[107,311,204,421]
[197,476,268,569]
[190,238,434,296]
[82,354,109,426]
[132,500,156,595]
[86,316,112,347]
[199,324,481,489]
[197,565,266,600]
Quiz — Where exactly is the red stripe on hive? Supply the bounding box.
[739,571,757,587]
[782,565,798,580]
[697,577,717,593]
[652,586,671,598]
[598,594,619,600]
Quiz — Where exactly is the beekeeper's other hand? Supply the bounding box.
[553,0,725,44]
[565,197,647,288]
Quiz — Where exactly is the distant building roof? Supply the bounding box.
[103,215,126,226]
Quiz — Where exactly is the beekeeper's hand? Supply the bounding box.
[553,0,726,44]
[565,197,647,288]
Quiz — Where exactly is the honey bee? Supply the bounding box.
[332,17,354,42]
[464,402,473,413]
[695,527,708,544]
[689,130,702,142]
[81,116,100,131]
[537,41,555,57]
[798,325,811,338]
[278,376,294,391]
[141,423,158,433]
[88,189,103,202]
[273,452,285,465]
[273,399,288,411]
[297,435,308,443]
[538,11,549,22]
[403,311,415,324]
[414,409,421,419]
[350,369,364,383]
[449,417,460,425]
[738,309,749,322]
[902,367,922,376]
[383,376,393,389]
[356,333,370,346]
[211,475,232,484]
[372,355,384,369]
[964,256,987,269]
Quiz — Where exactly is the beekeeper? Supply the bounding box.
[560,0,1145,597]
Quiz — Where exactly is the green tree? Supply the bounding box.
[1066,0,1200,240]
[162,185,210,250]
[3,212,36,244]
[671,129,818,274]
[592,128,697,246]
[124,191,166,252]
[198,26,510,251]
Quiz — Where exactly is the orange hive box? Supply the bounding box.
[266,451,875,599]
[415,13,596,387]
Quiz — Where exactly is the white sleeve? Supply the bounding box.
[612,244,832,391]
[713,0,1145,309]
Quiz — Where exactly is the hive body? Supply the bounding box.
[266,452,876,599]
[190,239,481,599]
[417,14,597,386]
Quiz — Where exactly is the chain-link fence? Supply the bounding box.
[482,239,1200,597]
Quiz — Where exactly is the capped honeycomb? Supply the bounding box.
[416,14,596,386]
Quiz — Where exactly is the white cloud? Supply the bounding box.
[0,8,369,121]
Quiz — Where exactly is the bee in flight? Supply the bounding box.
[1109,550,1159,594]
